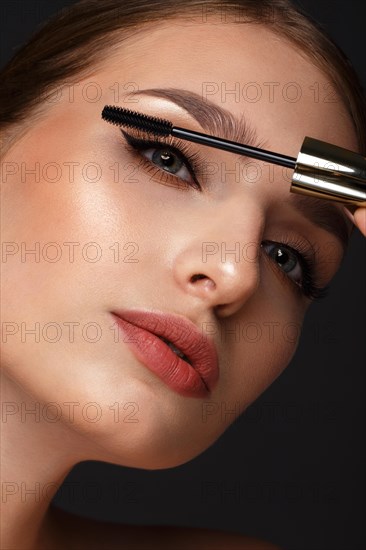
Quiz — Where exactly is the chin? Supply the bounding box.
[97,437,218,471]
[73,396,223,471]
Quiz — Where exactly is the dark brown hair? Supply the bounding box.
[1,0,365,155]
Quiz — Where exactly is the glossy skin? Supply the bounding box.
[0,17,363,549]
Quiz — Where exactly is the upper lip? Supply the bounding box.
[112,309,219,391]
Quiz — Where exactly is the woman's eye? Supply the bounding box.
[141,146,193,183]
[121,131,202,189]
[262,242,302,284]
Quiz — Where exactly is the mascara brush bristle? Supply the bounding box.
[101,105,173,136]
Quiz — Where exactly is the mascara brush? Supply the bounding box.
[101,105,366,206]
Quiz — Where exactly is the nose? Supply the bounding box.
[173,197,264,317]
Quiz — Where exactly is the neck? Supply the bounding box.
[0,371,92,550]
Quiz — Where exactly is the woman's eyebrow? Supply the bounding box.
[127,87,267,149]
[127,87,351,251]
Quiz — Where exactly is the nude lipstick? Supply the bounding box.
[112,310,219,398]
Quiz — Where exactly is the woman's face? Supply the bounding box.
[1,20,356,468]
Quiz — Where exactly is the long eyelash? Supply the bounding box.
[262,234,329,302]
[120,129,206,190]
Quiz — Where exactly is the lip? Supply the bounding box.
[111,309,219,398]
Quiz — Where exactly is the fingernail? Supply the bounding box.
[342,206,355,224]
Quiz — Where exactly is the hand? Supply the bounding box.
[344,206,366,237]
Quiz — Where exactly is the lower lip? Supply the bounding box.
[113,316,210,398]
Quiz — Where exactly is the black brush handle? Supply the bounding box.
[171,127,296,169]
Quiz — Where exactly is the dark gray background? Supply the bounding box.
[1,1,365,549]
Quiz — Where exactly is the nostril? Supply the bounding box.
[190,274,207,283]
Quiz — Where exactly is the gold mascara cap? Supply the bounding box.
[291,137,366,206]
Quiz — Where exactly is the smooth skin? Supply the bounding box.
[1,17,364,550]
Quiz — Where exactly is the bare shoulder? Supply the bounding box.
[38,506,282,550]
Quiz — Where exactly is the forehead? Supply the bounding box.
[100,20,357,156]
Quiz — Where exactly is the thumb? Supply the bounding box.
[354,207,366,237]
[343,206,366,237]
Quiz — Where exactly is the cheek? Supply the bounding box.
[220,281,306,410]
[1,132,143,308]
[1,139,136,394]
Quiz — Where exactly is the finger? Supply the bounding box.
[354,207,366,237]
